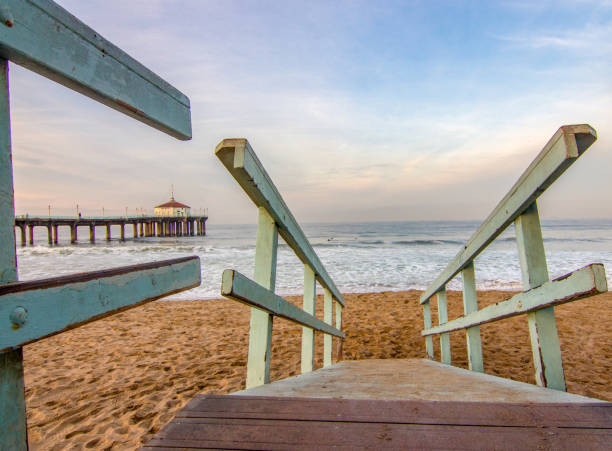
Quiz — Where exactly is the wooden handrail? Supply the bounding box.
[222,270,345,338]
[215,138,345,306]
[0,257,201,352]
[216,138,345,388]
[418,124,606,391]
[420,125,597,304]
[0,0,191,139]
[422,264,606,336]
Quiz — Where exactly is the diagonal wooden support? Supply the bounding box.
[0,0,191,139]
[0,256,201,352]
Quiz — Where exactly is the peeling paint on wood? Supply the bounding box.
[462,262,483,372]
[301,265,316,374]
[221,270,344,339]
[246,208,278,389]
[515,202,566,391]
[421,125,597,304]
[0,0,191,139]
[0,256,201,352]
[422,264,606,337]
[323,288,333,367]
[437,288,451,365]
[215,139,344,306]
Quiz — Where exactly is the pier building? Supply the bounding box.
[154,197,191,217]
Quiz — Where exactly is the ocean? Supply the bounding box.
[15,219,612,300]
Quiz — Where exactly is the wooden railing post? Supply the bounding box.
[462,262,484,372]
[515,202,566,390]
[301,265,316,373]
[423,300,434,358]
[246,208,278,388]
[323,288,333,367]
[335,301,343,362]
[0,58,27,451]
[437,287,451,365]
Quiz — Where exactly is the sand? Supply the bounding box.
[22,290,611,450]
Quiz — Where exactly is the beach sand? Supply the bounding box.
[23,290,611,450]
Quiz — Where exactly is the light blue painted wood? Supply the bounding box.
[0,257,201,352]
[246,208,278,388]
[215,139,345,306]
[462,263,483,372]
[422,264,607,336]
[323,288,333,367]
[437,288,451,365]
[0,57,26,451]
[221,270,344,339]
[422,300,434,358]
[335,301,343,362]
[0,0,191,139]
[515,202,566,391]
[301,265,316,373]
[421,125,597,304]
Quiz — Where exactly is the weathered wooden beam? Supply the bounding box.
[301,265,316,374]
[323,288,333,367]
[0,0,191,139]
[422,264,606,337]
[335,301,343,362]
[437,288,451,365]
[0,57,26,451]
[516,202,565,390]
[420,125,597,304]
[0,256,201,352]
[422,300,434,359]
[221,270,345,339]
[215,139,345,306]
[246,208,277,388]
[462,262,483,372]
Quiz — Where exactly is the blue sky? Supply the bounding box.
[9,0,612,223]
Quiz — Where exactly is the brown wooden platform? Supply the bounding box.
[144,395,612,450]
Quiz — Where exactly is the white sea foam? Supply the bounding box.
[15,220,612,299]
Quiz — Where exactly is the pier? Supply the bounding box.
[14,215,207,246]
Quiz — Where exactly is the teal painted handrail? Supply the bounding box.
[0,1,196,448]
[419,125,606,392]
[216,138,344,389]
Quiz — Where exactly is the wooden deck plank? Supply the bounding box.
[144,396,611,450]
[176,395,611,428]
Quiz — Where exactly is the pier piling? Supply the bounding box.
[14,215,207,245]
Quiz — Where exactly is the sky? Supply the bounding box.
[9,0,612,224]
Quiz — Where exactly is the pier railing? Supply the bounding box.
[216,139,345,388]
[419,124,606,391]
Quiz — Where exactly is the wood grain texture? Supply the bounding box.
[516,202,566,390]
[437,288,451,365]
[301,265,316,373]
[144,395,612,450]
[422,264,606,336]
[462,262,483,372]
[0,256,201,352]
[0,58,26,451]
[0,0,191,139]
[215,139,344,306]
[323,288,333,367]
[421,124,597,304]
[221,270,344,339]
